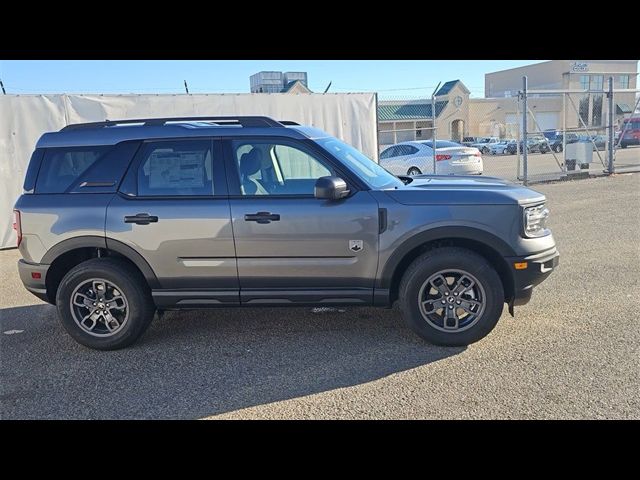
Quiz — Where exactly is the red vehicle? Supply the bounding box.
[618,116,640,148]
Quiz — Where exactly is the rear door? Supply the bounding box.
[224,137,379,304]
[106,138,238,303]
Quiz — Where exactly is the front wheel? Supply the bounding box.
[407,167,422,176]
[399,247,504,346]
[56,258,156,350]
[481,147,489,154]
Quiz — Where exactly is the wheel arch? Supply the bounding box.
[379,227,515,305]
[42,236,160,304]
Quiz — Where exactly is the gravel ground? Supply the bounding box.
[1,174,639,419]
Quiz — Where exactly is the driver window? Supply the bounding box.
[232,140,333,196]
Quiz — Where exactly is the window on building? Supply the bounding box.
[619,75,630,89]
[579,95,590,125]
[579,75,590,90]
[591,75,604,91]
[591,94,603,126]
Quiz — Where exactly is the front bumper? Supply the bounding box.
[505,246,559,307]
[18,259,50,303]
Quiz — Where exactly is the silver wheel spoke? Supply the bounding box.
[73,292,95,309]
[107,296,127,311]
[443,305,459,330]
[429,275,450,296]
[452,275,475,296]
[422,299,441,314]
[103,312,120,332]
[93,280,107,296]
[458,298,482,315]
[80,312,100,331]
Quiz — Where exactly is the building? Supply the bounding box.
[378,80,468,146]
[484,60,638,131]
[249,71,311,93]
[377,60,638,150]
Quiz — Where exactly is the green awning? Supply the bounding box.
[377,100,448,121]
[616,103,633,114]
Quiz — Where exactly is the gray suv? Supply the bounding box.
[14,116,559,350]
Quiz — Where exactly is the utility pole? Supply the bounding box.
[183,80,189,94]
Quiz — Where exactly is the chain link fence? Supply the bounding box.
[376,79,640,184]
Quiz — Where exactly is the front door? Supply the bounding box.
[106,138,238,304]
[224,137,379,305]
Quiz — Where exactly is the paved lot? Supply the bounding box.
[481,145,640,182]
[1,174,639,419]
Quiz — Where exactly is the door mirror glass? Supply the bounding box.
[314,176,349,200]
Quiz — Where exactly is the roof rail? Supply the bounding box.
[60,116,283,131]
[279,120,300,126]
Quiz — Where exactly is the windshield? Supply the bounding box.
[316,137,404,190]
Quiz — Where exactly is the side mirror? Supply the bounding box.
[314,176,350,200]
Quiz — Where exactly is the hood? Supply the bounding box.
[383,175,545,206]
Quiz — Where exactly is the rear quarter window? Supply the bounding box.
[35,146,110,194]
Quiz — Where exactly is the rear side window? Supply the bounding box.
[137,140,214,196]
[35,146,110,194]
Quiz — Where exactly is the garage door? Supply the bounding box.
[505,112,558,135]
[530,112,559,133]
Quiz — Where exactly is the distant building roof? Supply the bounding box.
[378,101,449,121]
[282,80,312,93]
[435,80,470,97]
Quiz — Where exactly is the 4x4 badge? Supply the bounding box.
[349,240,363,252]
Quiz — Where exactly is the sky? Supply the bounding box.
[0,60,542,98]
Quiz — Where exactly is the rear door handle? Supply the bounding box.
[244,212,280,224]
[124,213,158,225]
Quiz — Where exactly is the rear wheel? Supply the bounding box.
[407,167,422,176]
[399,247,504,346]
[481,147,489,154]
[56,258,156,350]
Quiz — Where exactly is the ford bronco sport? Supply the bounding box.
[14,116,559,350]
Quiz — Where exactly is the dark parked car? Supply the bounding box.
[14,116,558,350]
[519,136,550,154]
[549,133,579,153]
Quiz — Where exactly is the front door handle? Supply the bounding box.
[124,213,158,225]
[244,212,280,224]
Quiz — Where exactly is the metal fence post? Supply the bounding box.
[431,82,441,174]
[522,76,528,185]
[607,76,614,174]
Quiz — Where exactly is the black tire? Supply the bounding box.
[481,147,489,154]
[56,258,156,350]
[407,167,422,176]
[398,247,504,346]
[620,143,627,149]
[554,145,562,153]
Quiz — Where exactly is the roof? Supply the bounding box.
[435,80,470,97]
[378,101,449,121]
[616,103,633,114]
[36,117,319,148]
[282,80,312,93]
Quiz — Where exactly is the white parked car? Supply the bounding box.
[379,140,483,176]
[470,137,500,154]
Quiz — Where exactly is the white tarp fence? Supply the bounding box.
[0,93,378,248]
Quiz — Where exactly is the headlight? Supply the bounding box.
[523,204,550,238]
